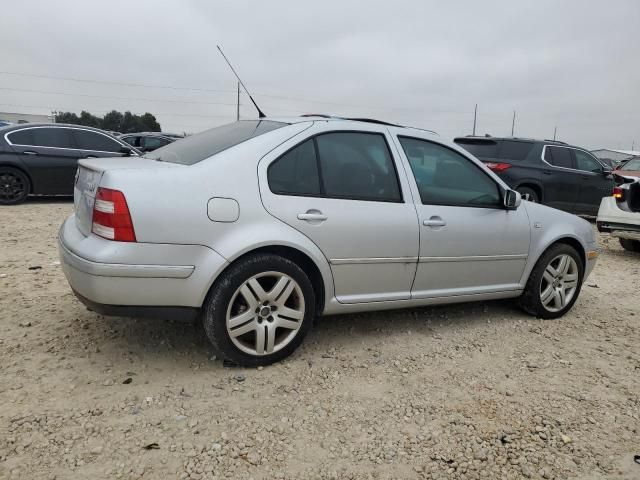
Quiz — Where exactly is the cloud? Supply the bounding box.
[0,0,638,148]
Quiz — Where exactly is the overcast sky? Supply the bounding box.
[1,1,639,149]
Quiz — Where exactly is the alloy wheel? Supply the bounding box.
[226,271,305,356]
[0,171,26,202]
[540,254,579,312]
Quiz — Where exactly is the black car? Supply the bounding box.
[0,123,138,205]
[120,132,182,152]
[454,136,613,215]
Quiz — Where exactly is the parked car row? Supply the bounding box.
[0,124,181,204]
[453,136,614,216]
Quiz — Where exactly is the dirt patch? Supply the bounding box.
[1,200,639,479]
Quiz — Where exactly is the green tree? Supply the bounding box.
[78,110,102,128]
[139,113,161,132]
[54,112,80,124]
[102,110,124,132]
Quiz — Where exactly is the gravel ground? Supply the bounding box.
[1,200,639,480]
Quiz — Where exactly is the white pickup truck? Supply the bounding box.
[597,176,640,252]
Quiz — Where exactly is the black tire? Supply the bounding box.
[518,243,584,319]
[516,186,539,203]
[202,253,316,367]
[619,238,640,252]
[0,167,30,205]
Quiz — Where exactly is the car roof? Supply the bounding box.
[0,123,117,135]
[121,132,182,138]
[453,135,571,146]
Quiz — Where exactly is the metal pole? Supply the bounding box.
[553,126,557,141]
[472,104,477,136]
[236,82,240,121]
[511,110,516,136]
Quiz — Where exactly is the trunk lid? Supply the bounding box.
[74,157,181,236]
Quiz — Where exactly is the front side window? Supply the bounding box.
[545,146,573,169]
[399,136,501,208]
[574,150,603,173]
[621,158,640,171]
[73,130,123,152]
[9,127,75,148]
[122,136,139,147]
[141,136,170,150]
[268,132,402,202]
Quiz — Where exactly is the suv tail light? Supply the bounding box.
[612,186,625,201]
[484,162,512,172]
[92,187,136,242]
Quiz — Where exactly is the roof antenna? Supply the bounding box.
[217,45,266,119]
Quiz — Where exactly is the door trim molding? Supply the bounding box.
[418,254,527,263]
[330,256,418,265]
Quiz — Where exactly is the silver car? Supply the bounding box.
[59,117,599,366]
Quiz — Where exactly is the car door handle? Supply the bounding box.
[22,150,38,155]
[297,212,327,222]
[423,217,446,227]
[542,170,552,175]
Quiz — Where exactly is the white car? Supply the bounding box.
[597,179,640,252]
[59,116,599,366]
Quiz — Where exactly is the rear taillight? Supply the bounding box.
[92,187,136,242]
[613,186,625,201]
[484,162,512,172]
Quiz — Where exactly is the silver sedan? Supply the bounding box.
[59,117,598,366]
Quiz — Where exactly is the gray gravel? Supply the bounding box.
[1,202,639,479]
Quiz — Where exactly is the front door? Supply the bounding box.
[392,135,530,298]
[259,124,419,303]
[7,126,80,194]
[573,149,614,215]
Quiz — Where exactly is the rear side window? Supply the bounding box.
[498,140,534,160]
[141,136,170,150]
[122,136,139,147]
[545,146,573,169]
[268,132,402,202]
[9,127,75,148]
[399,136,501,208]
[268,139,320,196]
[73,130,123,152]
[147,120,286,165]
[316,132,400,202]
[454,139,498,158]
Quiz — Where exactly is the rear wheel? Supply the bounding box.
[202,253,315,367]
[619,238,640,252]
[516,186,539,203]
[519,243,584,319]
[0,167,30,205]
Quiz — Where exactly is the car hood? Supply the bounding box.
[614,169,640,178]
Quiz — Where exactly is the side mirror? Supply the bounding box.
[602,166,613,175]
[504,189,521,210]
[119,146,133,156]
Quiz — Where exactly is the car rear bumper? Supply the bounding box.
[58,215,228,313]
[596,197,640,236]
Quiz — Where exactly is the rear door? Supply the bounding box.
[259,122,420,304]
[6,126,80,194]
[71,128,129,161]
[573,149,614,215]
[541,145,581,212]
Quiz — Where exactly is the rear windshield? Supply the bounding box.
[498,140,534,160]
[145,120,286,165]
[454,139,498,158]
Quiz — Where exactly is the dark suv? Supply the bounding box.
[454,136,613,215]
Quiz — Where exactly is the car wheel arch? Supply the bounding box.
[203,243,329,316]
[522,235,587,287]
[515,182,543,202]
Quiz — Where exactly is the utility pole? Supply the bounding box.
[553,126,557,141]
[236,82,240,121]
[511,110,516,137]
[472,104,477,136]
[632,140,635,151]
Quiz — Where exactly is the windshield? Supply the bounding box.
[145,120,287,165]
[621,158,640,171]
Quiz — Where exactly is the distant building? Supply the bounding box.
[0,111,53,124]
[591,148,640,164]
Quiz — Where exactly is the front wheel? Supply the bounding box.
[619,238,640,252]
[519,243,584,319]
[202,254,315,367]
